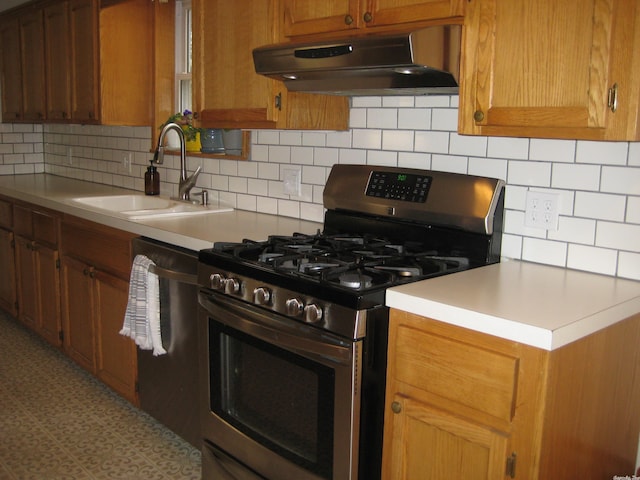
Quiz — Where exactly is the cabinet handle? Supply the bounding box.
[608,83,618,113]
[193,111,199,119]
[473,110,485,122]
[391,401,402,414]
[363,11,372,23]
[344,14,353,25]
[275,93,282,111]
[89,271,95,279]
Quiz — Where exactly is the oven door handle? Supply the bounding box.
[199,292,354,366]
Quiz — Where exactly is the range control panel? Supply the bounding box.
[365,171,432,203]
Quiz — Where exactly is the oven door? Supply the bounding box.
[198,290,362,480]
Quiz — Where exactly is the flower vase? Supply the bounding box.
[182,126,201,153]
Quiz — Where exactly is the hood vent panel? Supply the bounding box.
[253,26,461,96]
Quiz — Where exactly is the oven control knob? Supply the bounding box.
[253,287,271,305]
[210,273,226,290]
[285,298,304,317]
[303,304,323,323]
[225,277,241,295]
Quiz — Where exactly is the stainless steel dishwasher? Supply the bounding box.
[132,237,200,448]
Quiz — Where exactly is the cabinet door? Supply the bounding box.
[61,256,96,373]
[364,0,464,27]
[94,269,137,403]
[15,236,38,330]
[19,8,46,122]
[0,229,17,317]
[193,0,348,130]
[0,16,23,122]
[383,395,509,480]
[459,0,640,141]
[44,1,71,121]
[69,0,99,123]
[36,245,62,348]
[282,0,359,37]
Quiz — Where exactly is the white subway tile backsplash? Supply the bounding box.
[522,237,568,266]
[630,142,640,166]
[627,196,640,224]
[431,108,458,131]
[349,108,367,128]
[367,149,398,166]
[416,95,451,107]
[339,148,367,164]
[548,216,596,244]
[279,131,303,146]
[487,137,529,160]
[575,192,626,221]
[551,163,601,191]
[248,178,269,196]
[326,131,352,148]
[314,147,339,167]
[431,154,467,174]
[351,96,382,108]
[352,129,382,150]
[398,152,431,170]
[291,146,314,165]
[301,132,327,147]
[529,138,576,162]
[236,194,257,211]
[367,108,398,129]
[567,244,617,276]
[398,108,431,130]
[302,165,327,185]
[382,130,414,151]
[229,176,248,194]
[449,132,487,157]
[619,252,640,281]
[257,162,280,180]
[277,199,300,217]
[508,161,552,187]
[601,166,640,195]
[382,96,414,107]
[468,157,508,180]
[596,221,640,251]
[268,145,292,163]
[414,130,449,153]
[577,140,628,165]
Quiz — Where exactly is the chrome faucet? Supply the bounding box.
[154,122,202,201]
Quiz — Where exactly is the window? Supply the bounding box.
[175,0,192,113]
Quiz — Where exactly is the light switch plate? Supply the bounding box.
[283,167,302,196]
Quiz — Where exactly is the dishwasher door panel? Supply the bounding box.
[132,237,200,448]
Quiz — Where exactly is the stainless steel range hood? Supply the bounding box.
[253,26,461,96]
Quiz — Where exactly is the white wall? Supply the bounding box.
[1,95,639,280]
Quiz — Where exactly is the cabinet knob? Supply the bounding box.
[473,110,485,122]
[391,401,402,414]
[363,11,372,23]
[608,83,618,113]
[344,14,353,25]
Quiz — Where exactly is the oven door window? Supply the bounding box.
[210,321,335,479]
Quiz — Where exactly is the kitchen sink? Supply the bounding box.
[70,194,233,219]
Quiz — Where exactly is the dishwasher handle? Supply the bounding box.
[149,264,199,285]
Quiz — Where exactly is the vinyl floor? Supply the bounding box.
[0,310,201,480]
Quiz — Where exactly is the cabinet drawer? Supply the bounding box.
[13,205,33,237]
[0,198,12,228]
[394,323,519,423]
[61,217,134,279]
[33,209,59,246]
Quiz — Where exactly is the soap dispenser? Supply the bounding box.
[145,161,160,195]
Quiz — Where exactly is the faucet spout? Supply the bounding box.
[155,122,201,201]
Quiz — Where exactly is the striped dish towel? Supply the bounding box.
[119,254,166,356]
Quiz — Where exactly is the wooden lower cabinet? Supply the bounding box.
[60,216,137,404]
[383,309,640,479]
[0,228,17,316]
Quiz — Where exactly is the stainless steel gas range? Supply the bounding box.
[197,164,505,480]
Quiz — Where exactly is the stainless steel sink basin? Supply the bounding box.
[70,194,233,219]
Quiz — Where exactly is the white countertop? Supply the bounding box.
[386,259,640,350]
[0,174,323,251]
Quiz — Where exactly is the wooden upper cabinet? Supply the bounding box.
[0,16,23,121]
[99,0,153,126]
[20,8,46,122]
[193,0,348,130]
[459,0,640,141]
[70,0,99,123]
[44,1,71,121]
[282,0,465,38]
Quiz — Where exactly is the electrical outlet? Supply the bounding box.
[283,167,302,196]
[525,190,560,230]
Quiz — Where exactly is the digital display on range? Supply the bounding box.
[365,171,432,203]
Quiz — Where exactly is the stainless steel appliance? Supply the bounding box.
[197,165,505,480]
[132,237,200,448]
[253,26,461,96]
